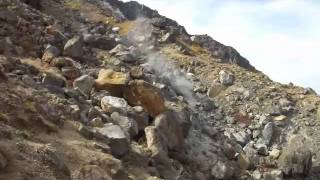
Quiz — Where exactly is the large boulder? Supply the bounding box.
[97,124,129,157]
[64,36,83,59]
[101,96,129,114]
[278,135,312,177]
[154,110,188,151]
[95,69,129,97]
[124,80,166,118]
[83,34,117,50]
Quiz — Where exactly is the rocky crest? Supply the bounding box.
[0,0,319,180]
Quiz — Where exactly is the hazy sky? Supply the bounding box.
[123,0,320,93]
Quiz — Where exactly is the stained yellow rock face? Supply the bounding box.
[95,69,129,97]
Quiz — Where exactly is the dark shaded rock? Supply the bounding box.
[191,35,255,70]
[84,34,117,50]
[61,66,81,80]
[42,73,66,87]
[97,124,129,157]
[64,36,83,59]
[23,0,41,10]
[78,124,94,139]
[262,122,274,146]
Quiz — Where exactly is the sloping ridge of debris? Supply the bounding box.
[0,0,319,180]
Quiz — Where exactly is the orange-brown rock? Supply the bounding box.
[95,69,129,97]
[124,80,165,117]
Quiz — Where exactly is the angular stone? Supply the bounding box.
[97,124,129,157]
[154,111,185,151]
[95,69,129,97]
[64,36,83,58]
[84,35,117,50]
[111,112,138,139]
[145,126,167,159]
[219,70,235,86]
[73,75,95,95]
[232,131,250,146]
[101,96,128,114]
[124,80,166,118]
[109,44,128,55]
[262,122,274,146]
[128,107,149,131]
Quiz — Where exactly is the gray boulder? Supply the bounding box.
[101,96,129,114]
[262,122,274,146]
[232,131,251,146]
[219,70,235,86]
[97,124,129,157]
[111,112,138,139]
[73,75,95,95]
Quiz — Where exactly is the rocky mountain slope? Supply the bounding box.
[0,0,320,180]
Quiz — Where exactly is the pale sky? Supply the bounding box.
[123,0,320,93]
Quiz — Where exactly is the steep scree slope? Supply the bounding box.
[0,0,319,180]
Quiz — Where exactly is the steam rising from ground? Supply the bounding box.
[128,18,197,105]
[147,52,197,105]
